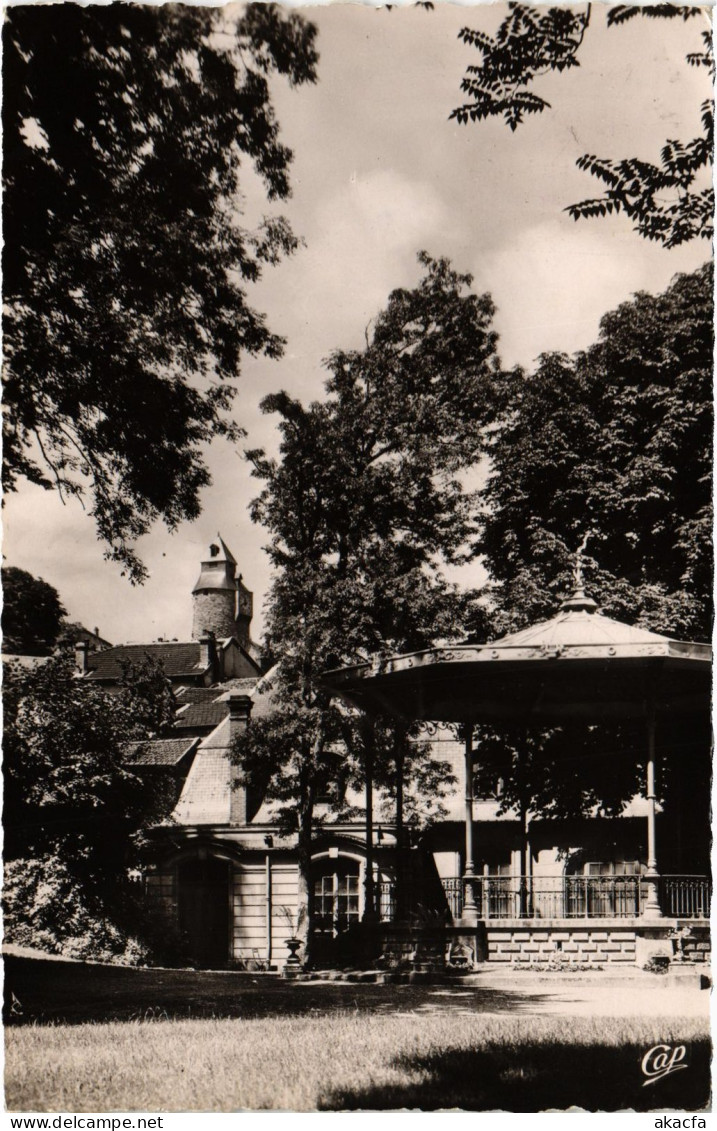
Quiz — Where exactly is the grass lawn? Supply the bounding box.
[6,1013,710,1112]
[4,954,536,1025]
[4,955,711,1112]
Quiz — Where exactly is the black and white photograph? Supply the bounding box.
[2,0,713,1117]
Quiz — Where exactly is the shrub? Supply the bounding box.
[3,855,150,966]
[643,954,670,975]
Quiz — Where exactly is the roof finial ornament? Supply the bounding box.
[574,531,591,592]
[560,532,598,614]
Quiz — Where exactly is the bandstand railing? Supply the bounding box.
[660,875,711,919]
[441,875,710,920]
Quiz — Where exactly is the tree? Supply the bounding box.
[471,709,710,878]
[474,724,644,827]
[2,566,67,655]
[451,4,714,247]
[478,261,713,642]
[3,654,176,960]
[3,3,318,581]
[234,253,501,956]
[467,262,712,862]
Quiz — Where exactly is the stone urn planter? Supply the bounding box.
[284,936,303,969]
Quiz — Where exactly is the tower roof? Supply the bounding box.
[213,534,236,565]
[198,533,236,566]
[193,535,237,594]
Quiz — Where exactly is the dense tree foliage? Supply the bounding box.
[2,566,67,655]
[479,261,713,642]
[252,257,502,664]
[3,3,318,581]
[451,4,713,247]
[472,711,711,874]
[233,254,499,951]
[468,261,712,845]
[3,655,176,960]
[4,655,175,866]
[474,725,641,823]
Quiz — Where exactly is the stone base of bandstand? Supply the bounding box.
[365,920,710,972]
[482,919,710,969]
[378,921,488,973]
[284,920,709,980]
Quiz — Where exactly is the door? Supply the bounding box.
[311,857,362,967]
[178,857,230,967]
[313,861,361,936]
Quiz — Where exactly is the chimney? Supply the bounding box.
[199,632,217,678]
[75,640,89,674]
[228,694,253,825]
[227,694,253,735]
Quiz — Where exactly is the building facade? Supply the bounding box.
[89,539,710,971]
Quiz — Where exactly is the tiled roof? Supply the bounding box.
[57,623,112,649]
[124,738,198,767]
[195,714,233,750]
[172,750,232,824]
[84,642,207,681]
[218,678,259,693]
[175,687,223,704]
[174,701,229,730]
[246,663,279,722]
[250,689,278,721]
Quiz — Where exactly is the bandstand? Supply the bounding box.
[322,571,711,970]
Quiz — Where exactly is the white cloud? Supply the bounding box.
[473,218,707,370]
[280,168,457,355]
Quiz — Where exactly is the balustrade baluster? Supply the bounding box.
[438,873,709,922]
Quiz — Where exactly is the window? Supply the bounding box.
[571,860,644,917]
[313,861,360,935]
[584,860,642,876]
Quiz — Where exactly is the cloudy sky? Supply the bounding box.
[4,1,711,646]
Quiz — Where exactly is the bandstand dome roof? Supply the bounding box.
[321,583,711,725]
[491,589,672,650]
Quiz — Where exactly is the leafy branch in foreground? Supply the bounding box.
[3,4,318,581]
[450,3,713,247]
[451,5,591,131]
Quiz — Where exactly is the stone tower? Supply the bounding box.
[192,536,253,646]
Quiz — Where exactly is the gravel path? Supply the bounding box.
[418,981,710,1018]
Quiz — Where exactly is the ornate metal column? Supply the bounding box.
[460,724,479,926]
[393,724,407,922]
[363,729,377,922]
[642,701,662,919]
